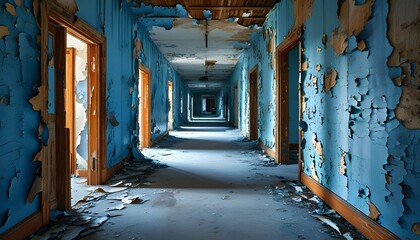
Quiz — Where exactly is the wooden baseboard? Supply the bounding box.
[300,173,399,240]
[152,131,168,146]
[0,211,43,240]
[258,141,276,158]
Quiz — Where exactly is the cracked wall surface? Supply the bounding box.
[0,0,41,235]
[134,21,188,146]
[232,0,420,238]
[1,0,189,235]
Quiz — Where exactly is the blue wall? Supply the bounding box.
[135,23,187,142]
[0,0,41,234]
[103,0,136,168]
[0,0,187,234]
[230,0,420,238]
[228,1,294,148]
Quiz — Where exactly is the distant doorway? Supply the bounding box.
[276,33,301,167]
[249,66,259,140]
[168,81,174,131]
[138,66,151,148]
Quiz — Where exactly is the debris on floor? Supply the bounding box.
[107,158,167,187]
[30,211,110,239]
[31,158,157,240]
[266,180,368,239]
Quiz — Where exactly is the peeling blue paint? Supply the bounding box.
[0,0,40,234]
[135,23,188,143]
[230,0,420,238]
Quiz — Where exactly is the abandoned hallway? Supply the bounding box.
[41,122,365,239]
[1,0,419,239]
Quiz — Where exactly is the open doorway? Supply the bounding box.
[249,66,258,140]
[65,33,91,205]
[138,66,151,148]
[45,13,105,214]
[168,81,174,131]
[202,95,216,114]
[276,32,301,170]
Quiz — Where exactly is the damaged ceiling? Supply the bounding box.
[127,0,278,90]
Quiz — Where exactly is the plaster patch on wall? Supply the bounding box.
[264,27,276,69]
[311,161,320,182]
[56,0,78,13]
[293,0,314,30]
[301,61,308,71]
[0,26,10,39]
[312,133,324,167]
[368,200,380,220]
[339,151,347,175]
[316,64,321,72]
[357,40,366,51]
[395,87,420,129]
[330,29,347,56]
[29,86,44,112]
[5,3,16,16]
[133,37,143,58]
[14,0,23,7]
[316,47,322,53]
[388,0,420,129]
[33,146,46,162]
[301,94,307,113]
[324,69,337,92]
[322,34,327,48]
[330,0,373,55]
[412,223,420,235]
[311,75,318,91]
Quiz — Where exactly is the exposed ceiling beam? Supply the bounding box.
[187,6,273,11]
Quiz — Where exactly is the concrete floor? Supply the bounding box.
[43,122,364,240]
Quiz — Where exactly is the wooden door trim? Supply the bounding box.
[66,48,76,175]
[248,65,258,140]
[168,80,174,131]
[275,30,301,169]
[139,65,151,148]
[40,0,107,222]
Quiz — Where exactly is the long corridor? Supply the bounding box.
[35,123,364,240]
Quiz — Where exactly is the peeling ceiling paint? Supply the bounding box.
[148,18,258,90]
[128,2,267,91]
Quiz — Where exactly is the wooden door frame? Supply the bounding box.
[234,81,238,128]
[40,0,107,222]
[139,65,151,148]
[275,30,302,171]
[167,80,174,131]
[249,65,259,140]
[65,48,76,175]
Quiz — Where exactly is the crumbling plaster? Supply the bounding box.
[1,0,188,235]
[0,0,41,234]
[230,0,420,238]
[135,21,188,144]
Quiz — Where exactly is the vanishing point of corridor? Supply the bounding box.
[33,123,365,240]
